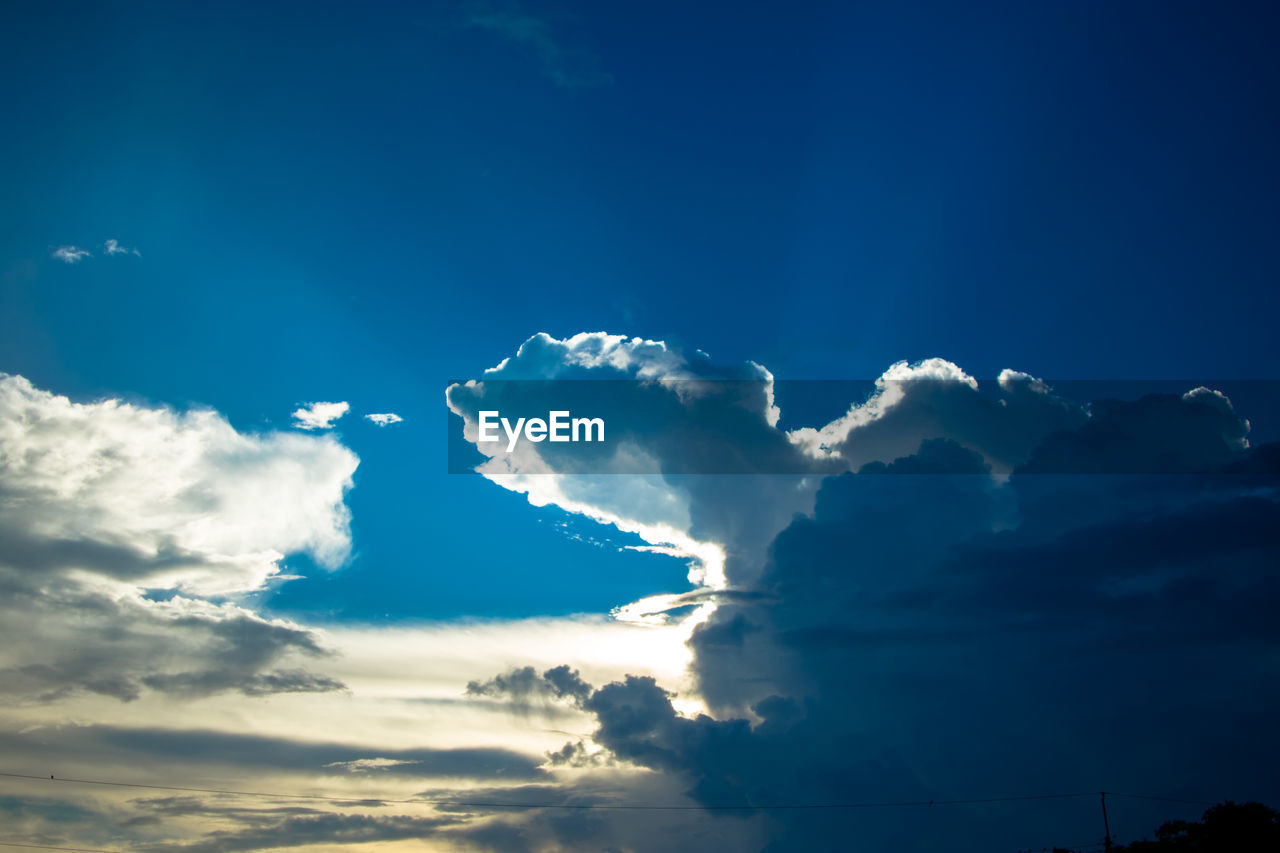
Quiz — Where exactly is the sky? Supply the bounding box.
[1,1,1279,851]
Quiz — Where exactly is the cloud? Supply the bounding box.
[325,757,421,773]
[446,333,1280,851]
[1017,390,1251,474]
[104,238,140,256]
[0,368,736,852]
[365,412,404,426]
[0,374,357,587]
[447,332,812,598]
[9,337,1280,852]
[0,373,358,703]
[142,664,346,698]
[531,455,1280,848]
[50,240,140,264]
[50,245,91,263]
[467,665,593,713]
[292,400,350,430]
[138,812,460,853]
[785,360,1089,472]
[0,591,344,703]
[66,726,548,779]
[465,1,612,88]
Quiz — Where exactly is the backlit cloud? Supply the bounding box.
[6,337,1279,852]
[447,332,1280,851]
[0,373,358,704]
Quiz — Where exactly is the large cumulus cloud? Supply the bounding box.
[0,373,359,703]
[447,332,813,595]
[453,333,1280,851]
[446,334,1091,605]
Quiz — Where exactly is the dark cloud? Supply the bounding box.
[520,429,1280,849]
[142,667,345,697]
[545,739,611,767]
[857,436,990,475]
[1018,391,1251,474]
[448,341,1280,849]
[418,783,606,813]
[138,812,460,853]
[543,664,593,704]
[1,725,548,781]
[674,444,1280,848]
[419,780,761,851]
[467,664,592,711]
[129,795,329,821]
[0,573,344,703]
[0,521,227,580]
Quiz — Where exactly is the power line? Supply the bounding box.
[1109,792,1216,806]
[0,843,124,853]
[0,771,1216,812]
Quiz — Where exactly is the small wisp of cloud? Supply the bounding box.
[51,245,91,264]
[466,1,612,88]
[325,757,419,773]
[292,401,350,430]
[104,238,141,257]
[51,239,140,264]
[365,412,404,427]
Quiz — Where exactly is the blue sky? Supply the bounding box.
[2,2,1280,850]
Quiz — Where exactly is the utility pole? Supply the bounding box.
[1100,791,1114,852]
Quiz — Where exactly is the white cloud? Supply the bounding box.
[0,373,360,707]
[997,367,1050,394]
[292,401,350,431]
[365,412,404,426]
[786,358,1086,471]
[325,757,419,772]
[2,336,1266,852]
[103,238,140,257]
[0,369,726,851]
[447,334,1098,622]
[51,245,91,264]
[0,373,358,593]
[447,332,814,613]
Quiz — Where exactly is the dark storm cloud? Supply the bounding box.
[416,779,763,851]
[678,444,1280,848]
[449,338,1280,849]
[1018,390,1252,474]
[507,423,1280,849]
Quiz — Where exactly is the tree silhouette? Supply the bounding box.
[1114,801,1280,852]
